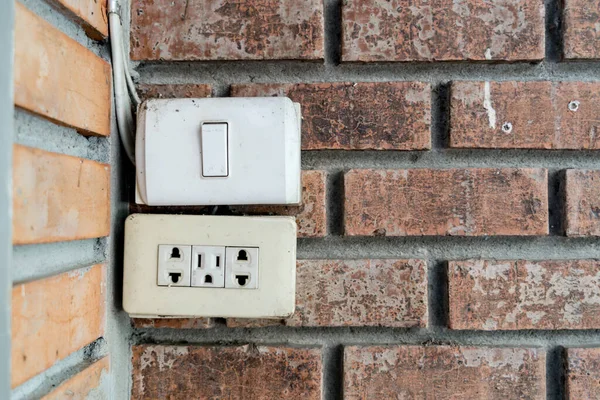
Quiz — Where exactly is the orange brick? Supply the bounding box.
[11,264,106,388]
[14,3,111,136]
[12,145,110,245]
[42,357,109,399]
[48,0,109,40]
[565,170,600,236]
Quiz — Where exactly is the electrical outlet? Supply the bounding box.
[225,247,259,289]
[123,214,296,318]
[157,245,192,287]
[191,246,225,288]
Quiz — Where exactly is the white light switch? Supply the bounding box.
[201,123,228,177]
[136,97,301,206]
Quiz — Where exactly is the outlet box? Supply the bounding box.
[123,214,297,318]
[135,97,302,206]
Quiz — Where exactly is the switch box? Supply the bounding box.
[123,214,297,318]
[135,97,301,206]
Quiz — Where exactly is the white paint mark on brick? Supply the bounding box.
[483,82,497,129]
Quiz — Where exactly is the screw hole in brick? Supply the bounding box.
[568,100,580,112]
[502,122,513,133]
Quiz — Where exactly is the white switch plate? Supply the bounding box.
[123,214,297,318]
[135,97,302,206]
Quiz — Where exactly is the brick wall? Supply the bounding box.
[11,1,111,397]
[129,0,600,399]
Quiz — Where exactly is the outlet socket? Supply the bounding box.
[191,246,225,288]
[157,245,192,287]
[225,247,259,289]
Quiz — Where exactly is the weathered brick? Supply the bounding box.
[13,145,110,245]
[344,169,548,236]
[342,0,545,62]
[449,260,600,330]
[12,265,106,388]
[42,357,109,399]
[48,0,108,40]
[564,0,600,59]
[229,259,428,328]
[565,170,600,237]
[450,81,600,149]
[230,170,327,238]
[566,348,600,399]
[137,84,212,100]
[132,318,214,329]
[14,3,112,136]
[130,0,324,61]
[131,345,322,399]
[344,346,546,399]
[231,82,431,150]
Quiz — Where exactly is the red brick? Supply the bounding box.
[342,0,545,62]
[229,259,428,328]
[563,0,600,59]
[566,348,600,399]
[137,84,212,100]
[131,345,322,399]
[449,260,600,330]
[132,318,214,329]
[230,170,327,237]
[344,169,548,236]
[231,82,431,150]
[48,0,108,40]
[344,346,546,399]
[450,81,600,149]
[565,170,600,237]
[130,0,324,61]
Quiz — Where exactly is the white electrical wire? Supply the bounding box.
[108,0,137,164]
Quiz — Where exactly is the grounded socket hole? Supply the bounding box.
[168,272,182,284]
[235,274,249,286]
[204,274,213,284]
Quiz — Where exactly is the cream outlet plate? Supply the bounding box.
[123,214,297,318]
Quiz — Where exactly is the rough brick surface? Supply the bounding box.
[449,260,600,330]
[566,348,600,399]
[231,82,431,150]
[131,345,322,399]
[344,346,546,399]
[14,3,111,136]
[48,0,108,40]
[229,259,428,328]
[564,0,600,59]
[565,170,600,237]
[12,265,106,388]
[132,318,214,329]
[130,0,324,61]
[12,145,111,245]
[230,170,327,237]
[344,169,548,236]
[42,357,109,399]
[342,0,545,62]
[450,81,600,149]
[137,84,212,100]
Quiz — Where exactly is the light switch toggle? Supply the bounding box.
[201,123,228,177]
